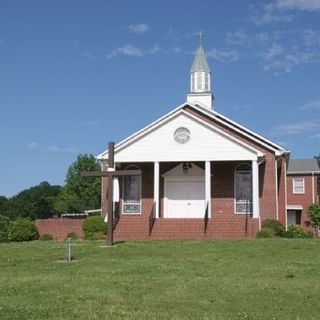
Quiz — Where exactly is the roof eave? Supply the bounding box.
[287,171,320,175]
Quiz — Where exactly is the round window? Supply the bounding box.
[174,127,191,144]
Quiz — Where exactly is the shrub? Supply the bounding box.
[82,216,107,240]
[9,218,39,242]
[39,234,54,241]
[305,231,315,239]
[84,231,105,240]
[308,203,320,229]
[262,219,285,236]
[256,228,275,238]
[0,215,10,242]
[65,232,79,240]
[282,225,309,238]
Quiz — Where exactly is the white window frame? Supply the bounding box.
[234,163,252,214]
[293,178,305,194]
[122,165,142,215]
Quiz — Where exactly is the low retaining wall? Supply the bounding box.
[35,218,84,240]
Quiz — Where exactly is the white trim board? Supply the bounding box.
[287,171,320,174]
[287,205,303,210]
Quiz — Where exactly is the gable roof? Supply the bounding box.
[97,101,289,160]
[287,158,320,174]
[191,102,289,154]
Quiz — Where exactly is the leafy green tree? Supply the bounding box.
[8,218,39,241]
[0,196,8,215]
[1,182,61,219]
[308,203,320,236]
[0,215,10,242]
[54,154,101,213]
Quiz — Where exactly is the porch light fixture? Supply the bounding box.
[182,162,192,173]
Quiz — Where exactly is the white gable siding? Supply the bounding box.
[114,113,259,163]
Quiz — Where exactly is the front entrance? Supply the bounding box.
[166,180,205,218]
[163,163,206,218]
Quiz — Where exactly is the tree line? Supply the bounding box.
[0,154,101,220]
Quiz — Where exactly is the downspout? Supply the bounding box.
[312,172,315,204]
[284,159,288,230]
[275,157,279,221]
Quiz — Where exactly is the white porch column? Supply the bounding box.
[205,161,211,218]
[154,162,160,218]
[252,160,260,219]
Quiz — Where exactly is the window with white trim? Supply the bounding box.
[293,178,305,194]
[235,164,252,213]
[122,166,141,214]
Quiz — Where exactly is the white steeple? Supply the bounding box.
[187,32,214,110]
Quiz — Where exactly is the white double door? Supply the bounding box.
[165,178,205,218]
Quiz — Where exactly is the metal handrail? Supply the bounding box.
[113,203,120,229]
[204,202,209,233]
[149,202,156,235]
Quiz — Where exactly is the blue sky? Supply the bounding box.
[1,0,320,197]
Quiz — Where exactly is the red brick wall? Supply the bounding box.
[35,219,84,240]
[210,161,260,237]
[287,174,318,229]
[113,163,154,240]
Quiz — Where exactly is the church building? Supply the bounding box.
[97,43,319,240]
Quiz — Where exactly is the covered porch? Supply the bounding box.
[152,160,261,220]
[112,158,262,239]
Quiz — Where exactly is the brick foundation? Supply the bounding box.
[114,216,259,240]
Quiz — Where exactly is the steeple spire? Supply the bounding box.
[187,32,214,110]
[190,46,211,73]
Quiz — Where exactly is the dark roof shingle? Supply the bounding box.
[287,158,320,173]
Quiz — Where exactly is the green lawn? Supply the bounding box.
[0,239,320,320]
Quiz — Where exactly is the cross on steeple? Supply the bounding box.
[197,31,204,47]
